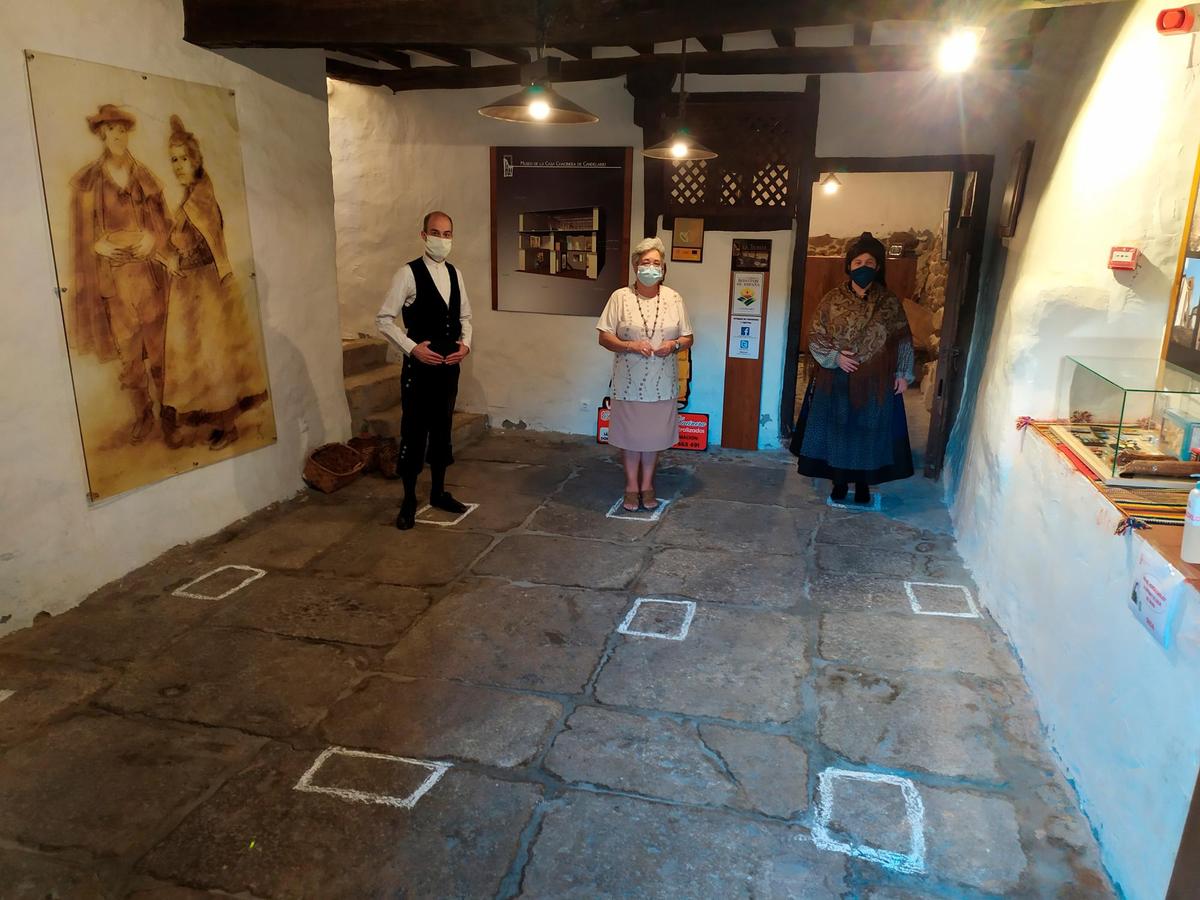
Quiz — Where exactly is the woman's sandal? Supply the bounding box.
[622,491,641,512]
[641,487,659,510]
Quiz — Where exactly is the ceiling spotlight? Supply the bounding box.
[820,173,842,195]
[938,28,982,74]
[642,41,718,162]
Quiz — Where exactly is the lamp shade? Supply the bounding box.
[643,127,717,161]
[477,82,598,124]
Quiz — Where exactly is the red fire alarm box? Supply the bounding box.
[1108,246,1139,271]
[1157,8,1196,34]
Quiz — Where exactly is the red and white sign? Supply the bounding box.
[597,407,709,451]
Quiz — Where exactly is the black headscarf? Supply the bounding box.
[844,231,888,287]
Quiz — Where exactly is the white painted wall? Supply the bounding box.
[0,0,348,632]
[951,3,1200,896]
[809,171,952,240]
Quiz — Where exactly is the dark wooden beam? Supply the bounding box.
[629,43,654,55]
[334,46,412,68]
[853,22,873,45]
[327,39,1035,91]
[771,28,795,48]
[1028,8,1055,33]
[400,44,472,67]
[475,45,531,64]
[184,0,1124,50]
[554,44,593,60]
[697,35,723,53]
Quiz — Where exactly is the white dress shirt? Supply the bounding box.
[376,254,474,356]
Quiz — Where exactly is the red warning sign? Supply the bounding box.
[596,407,709,451]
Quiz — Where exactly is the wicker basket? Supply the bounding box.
[347,434,383,473]
[303,442,365,493]
[376,437,400,479]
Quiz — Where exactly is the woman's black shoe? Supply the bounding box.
[854,482,871,504]
[831,482,849,502]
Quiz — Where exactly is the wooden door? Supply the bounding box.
[924,171,972,478]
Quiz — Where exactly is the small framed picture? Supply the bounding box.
[998,140,1034,239]
[671,217,704,263]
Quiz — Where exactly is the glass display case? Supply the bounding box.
[1052,356,1200,487]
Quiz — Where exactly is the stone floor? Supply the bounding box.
[0,431,1113,898]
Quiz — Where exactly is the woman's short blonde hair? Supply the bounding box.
[630,237,667,267]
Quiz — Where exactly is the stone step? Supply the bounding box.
[364,404,488,449]
[342,337,390,378]
[345,363,403,431]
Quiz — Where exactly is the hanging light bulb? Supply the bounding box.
[820,173,843,195]
[645,126,717,161]
[937,28,983,74]
[643,41,717,161]
[476,8,598,125]
[478,79,598,124]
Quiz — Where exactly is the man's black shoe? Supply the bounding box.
[396,497,417,530]
[430,491,469,514]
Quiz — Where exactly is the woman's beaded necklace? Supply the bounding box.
[631,288,663,399]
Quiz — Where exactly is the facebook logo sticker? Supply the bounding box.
[740,325,751,336]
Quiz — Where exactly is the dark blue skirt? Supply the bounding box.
[789,372,914,485]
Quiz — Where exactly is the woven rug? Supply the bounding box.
[1031,423,1186,526]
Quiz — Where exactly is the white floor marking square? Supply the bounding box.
[0,690,13,704]
[826,494,882,512]
[415,502,480,527]
[904,581,980,619]
[172,565,267,600]
[605,497,672,522]
[294,746,451,809]
[617,597,697,641]
[812,767,926,875]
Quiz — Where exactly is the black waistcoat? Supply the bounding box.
[402,257,462,357]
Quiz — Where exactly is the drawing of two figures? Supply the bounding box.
[67,104,267,451]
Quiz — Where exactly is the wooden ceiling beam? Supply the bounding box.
[554,44,593,60]
[853,22,873,45]
[629,43,654,55]
[334,45,412,68]
[697,35,724,53]
[327,38,1034,91]
[475,45,531,64]
[398,44,472,67]
[186,0,1123,49]
[771,28,796,48]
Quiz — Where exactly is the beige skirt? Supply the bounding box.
[609,399,679,452]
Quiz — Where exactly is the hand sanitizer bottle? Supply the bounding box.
[1183,475,1200,563]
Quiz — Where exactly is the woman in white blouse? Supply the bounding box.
[597,237,695,511]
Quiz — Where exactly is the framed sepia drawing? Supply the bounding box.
[26,51,276,501]
[490,146,632,316]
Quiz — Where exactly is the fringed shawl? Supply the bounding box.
[809,282,912,407]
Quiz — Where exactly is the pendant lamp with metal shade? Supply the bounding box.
[477,0,597,125]
[643,40,717,161]
[478,56,598,124]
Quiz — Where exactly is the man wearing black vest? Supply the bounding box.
[376,211,474,530]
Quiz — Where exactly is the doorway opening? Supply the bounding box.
[781,156,994,479]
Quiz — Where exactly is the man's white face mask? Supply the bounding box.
[425,235,452,261]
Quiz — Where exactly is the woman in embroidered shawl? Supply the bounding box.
[790,232,914,505]
[159,116,267,450]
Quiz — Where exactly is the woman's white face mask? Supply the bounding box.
[425,235,452,260]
